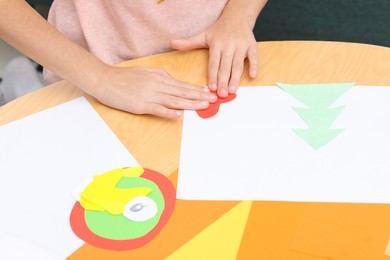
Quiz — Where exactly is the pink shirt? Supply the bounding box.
[45,0,228,83]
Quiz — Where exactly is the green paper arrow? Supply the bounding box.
[277,82,354,150]
[293,106,345,129]
[293,128,345,150]
[277,82,354,108]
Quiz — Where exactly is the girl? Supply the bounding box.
[1,0,266,118]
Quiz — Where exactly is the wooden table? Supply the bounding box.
[1,41,390,259]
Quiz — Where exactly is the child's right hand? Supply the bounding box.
[93,66,217,119]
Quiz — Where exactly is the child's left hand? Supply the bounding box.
[170,17,258,98]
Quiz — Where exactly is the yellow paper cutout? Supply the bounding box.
[79,197,105,211]
[166,201,253,260]
[385,237,390,256]
[79,167,152,214]
[81,187,152,215]
[122,166,144,177]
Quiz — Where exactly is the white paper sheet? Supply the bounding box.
[0,97,138,258]
[0,234,63,260]
[177,86,390,203]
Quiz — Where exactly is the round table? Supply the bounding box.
[1,41,390,259]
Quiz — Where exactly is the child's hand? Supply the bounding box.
[94,66,217,119]
[170,19,258,98]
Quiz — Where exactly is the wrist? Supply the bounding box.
[86,63,113,102]
[221,0,267,30]
[71,59,111,100]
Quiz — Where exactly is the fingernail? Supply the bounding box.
[210,83,217,91]
[198,101,209,109]
[202,86,210,92]
[250,70,257,78]
[209,93,217,103]
[229,85,237,93]
[218,88,228,97]
[175,111,182,117]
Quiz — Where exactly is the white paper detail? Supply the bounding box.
[0,97,139,257]
[178,86,390,203]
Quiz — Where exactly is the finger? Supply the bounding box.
[207,48,221,92]
[127,83,211,119]
[157,75,217,102]
[217,47,235,98]
[247,44,259,78]
[169,33,207,51]
[228,50,246,94]
[149,67,208,93]
[147,68,218,102]
[154,94,210,111]
[144,103,183,120]
[149,67,171,77]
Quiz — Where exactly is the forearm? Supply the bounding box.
[220,0,268,29]
[0,0,108,96]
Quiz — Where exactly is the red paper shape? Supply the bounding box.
[69,168,176,251]
[196,92,236,118]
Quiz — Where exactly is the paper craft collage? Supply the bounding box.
[1,83,390,259]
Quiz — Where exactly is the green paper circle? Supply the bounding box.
[84,177,165,240]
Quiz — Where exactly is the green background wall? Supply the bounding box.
[254,0,390,47]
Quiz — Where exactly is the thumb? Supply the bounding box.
[169,33,208,51]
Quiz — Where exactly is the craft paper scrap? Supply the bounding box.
[166,201,252,260]
[80,168,152,215]
[276,82,355,149]
[290,204,390,259]
[196,91,236,118]
[178,86,390,202]
[0,97,138,257]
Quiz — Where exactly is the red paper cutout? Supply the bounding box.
[69,168,176,251]
[196,92,236,118]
